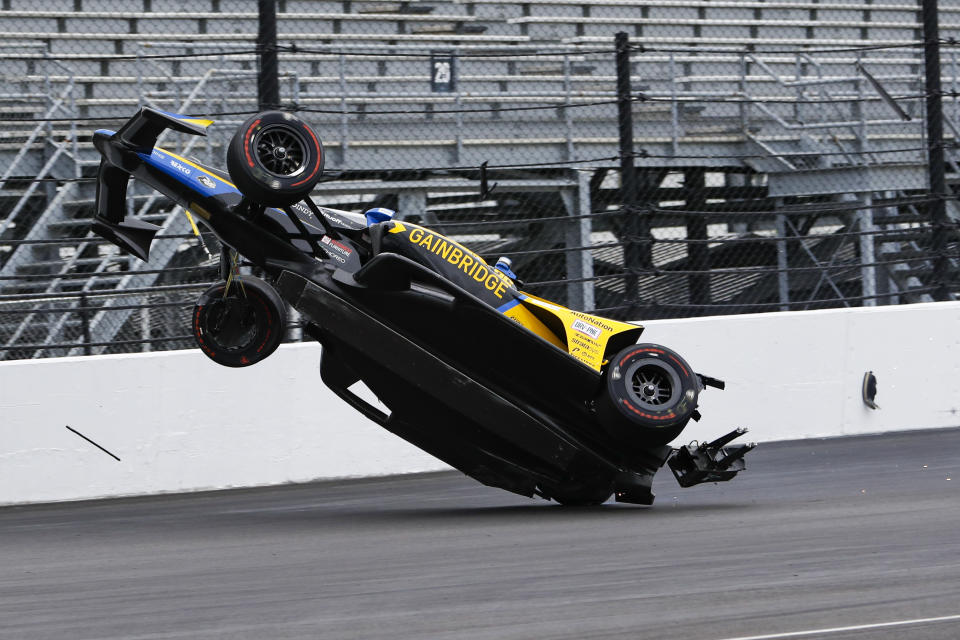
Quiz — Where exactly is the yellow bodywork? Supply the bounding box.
[507,293,643,371]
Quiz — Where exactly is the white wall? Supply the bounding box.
[2,301,958,505]
[643,301,960,445]
[0,344,446,506]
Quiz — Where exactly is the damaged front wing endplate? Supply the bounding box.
[668,428,756,488]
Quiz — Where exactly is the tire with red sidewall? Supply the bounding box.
[193,276,286,368]
[226,111,324,208]
[597,343,700,447]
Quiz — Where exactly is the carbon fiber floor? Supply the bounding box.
[1,428,959,640]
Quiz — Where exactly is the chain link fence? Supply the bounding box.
[1,0,958,360]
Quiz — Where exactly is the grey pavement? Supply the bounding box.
[1,428,958,640]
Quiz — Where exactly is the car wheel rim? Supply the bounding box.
[624,358,681,411]
[254,125,309,178]
[204,297,258,351]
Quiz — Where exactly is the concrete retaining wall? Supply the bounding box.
[643,301,960,445]
[2,301,958,505]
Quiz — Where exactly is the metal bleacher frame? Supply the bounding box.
[1,0,959,359]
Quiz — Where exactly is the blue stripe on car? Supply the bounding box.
[496,294,525,314]
[137,149,239,197]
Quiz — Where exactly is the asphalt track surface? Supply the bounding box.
[2,428,959,640]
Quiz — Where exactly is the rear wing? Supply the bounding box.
[92,108,212,260]
[113,107,211,153]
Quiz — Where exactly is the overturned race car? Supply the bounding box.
[91,108,754,506]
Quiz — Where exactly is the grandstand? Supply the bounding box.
[0,0,958,359]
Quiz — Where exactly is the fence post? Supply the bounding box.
[562,54,575,161]
[257,0,280,111]
[859,194,877,306]
[615,32,651,316]
[339,53,349,165]
[921,0,950,301]
[79,293,92,356]
[775,206,790,311]
[685,167,711,310]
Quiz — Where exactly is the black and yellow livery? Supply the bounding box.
[92,108,753,506]
[379,219,645,372]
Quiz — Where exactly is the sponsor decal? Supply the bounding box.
[170,160,191,175]
[571,310,617,333]
[320,210,347,226]
[407,226,510,299]
[197,175,215,189]
[291,204,364,229]
[291,202,313,219]
[320,235,352,263]
[329,238,352,255]
[569,333,600,357]
[571,318,602,340]
[319,207,367,229]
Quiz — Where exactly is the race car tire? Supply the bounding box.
[192,275,286,368]
[597,343,700,447]
[226,111,324,208]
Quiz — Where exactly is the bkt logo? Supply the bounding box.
[170,161,191,175]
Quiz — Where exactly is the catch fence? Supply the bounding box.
[0,0,958,360]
